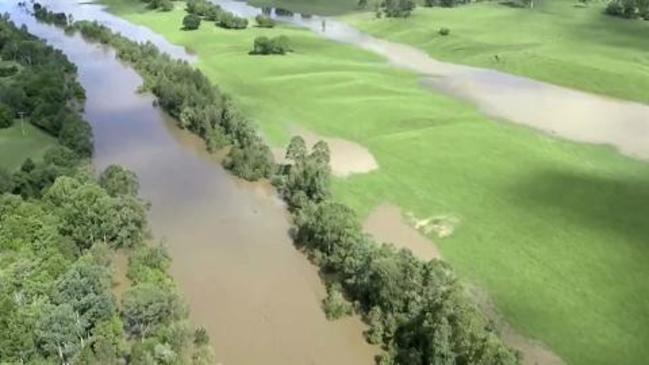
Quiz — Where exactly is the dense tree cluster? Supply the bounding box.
[250,35,292,55]
[0,169,213,364]
[141,0,174,11]
[0,16,92,157]
[255,14,276,28]
[183,13,202,30]
[606,0,649,19]
[377,0,417,18]
[185,0,248,29]
[273,137,521,365]
[63,20,274,180]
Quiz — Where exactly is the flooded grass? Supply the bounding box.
[347,0,649,104]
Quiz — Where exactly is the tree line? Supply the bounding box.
[0,14,92,157]
[30,7,522,364]
[184,0,248,29]
[49,17,275,181]
[605,0,649,19]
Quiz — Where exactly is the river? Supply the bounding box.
[2,2,377,365]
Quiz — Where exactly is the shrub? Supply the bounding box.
[322,283,353,320]
[217,12,248,29]
[0,103,14,129]
[182,14,201,30]
[0,65,18,77]
[250,35,291,55]
[439,27,450,36]
[255,15,276,28]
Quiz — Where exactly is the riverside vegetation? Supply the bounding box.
[34,6,523,365]
[0,15,214,364]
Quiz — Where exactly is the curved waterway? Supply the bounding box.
[3,3,377,365]
[212,0,649,161]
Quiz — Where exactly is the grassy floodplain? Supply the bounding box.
[99,1,649,364]
[347,0,649,103]
[0,123,56,170]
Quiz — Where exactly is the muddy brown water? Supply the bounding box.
[3,3,377,364]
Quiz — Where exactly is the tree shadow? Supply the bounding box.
[511,167,649,245]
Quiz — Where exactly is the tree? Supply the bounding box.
[35,304,86,364]
[122,283,184,339]
[0,103,13,128]
[182,14,201,30]
[99,165,139,197]
[255,15,276,28]
[285,135,307,161]
[380,0,416,17]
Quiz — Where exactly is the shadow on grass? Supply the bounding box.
[511,168,649,244]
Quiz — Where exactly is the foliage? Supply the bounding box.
[439,27,450,36]
[322,283,353,320]
[250,35,292,55]
[255,14,276,28]
[605,0,649,18]
[379,0,416,17]
[99,164,140,197]
[0,17,92,157]
[183,14,202,30]
[63,20,274,180]
[0,102,13,128]
[141,0,174,11]
[186,0,248,29]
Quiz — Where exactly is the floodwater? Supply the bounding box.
[363,203,440,261]
[3,3,377,365]
[212,0,649,160]
[272,127,379,177]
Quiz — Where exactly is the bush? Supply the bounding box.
[0,103,14,129]
[322,283,353,320]
[605,0,647,18]
[0,65,18,77]
[217,12,248,29]
[255,15,275,28]
[250,35,291,55]
[182,14,201,30]
[380,0,416,17]
[439,27,450,36]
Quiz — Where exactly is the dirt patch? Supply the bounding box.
[273,127,379,177]
[363,203,440,261]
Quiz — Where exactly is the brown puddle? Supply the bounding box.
[273,127,379,177]
[363,203,440,261]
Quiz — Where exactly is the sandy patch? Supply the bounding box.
[363,203,440,261]
[273,127,378,177]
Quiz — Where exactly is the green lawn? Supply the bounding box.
[99,2,649,365]
[0,123,56,170]
[347,0,649,104]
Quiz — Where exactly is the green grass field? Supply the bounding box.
[347,0,649,103]
[0,123,56,170]
[99,2,649,364]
